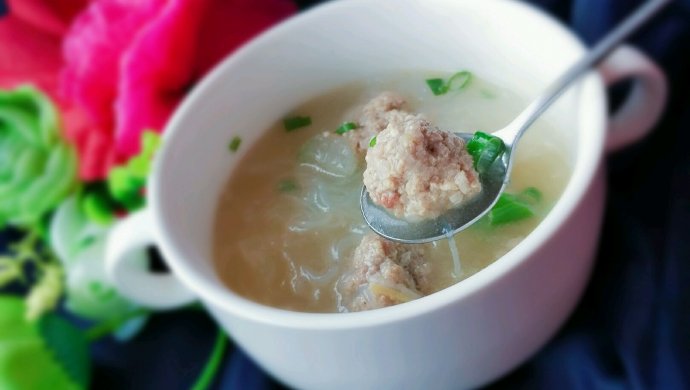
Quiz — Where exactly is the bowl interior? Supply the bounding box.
[151,0,604,326]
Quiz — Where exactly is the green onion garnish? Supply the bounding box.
[489,193,534,226]
[447,71,472,91]
[426,78,448,96]
[335,122,358,135]
[228,136,241,152]
[283,116,312,132]
[426,71,473,96]
[277,179,298,193]
[480,89,495,99]
[369,136,377,147]
[520,187,542,203]
[467,131,506,175]
[488,187,543,226]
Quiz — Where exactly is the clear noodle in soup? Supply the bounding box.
[213,71,571,313]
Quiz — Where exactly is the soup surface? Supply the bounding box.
[214,72,571,313]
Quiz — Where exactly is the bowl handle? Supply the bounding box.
[599,45,667,153]
[105,210,196,309]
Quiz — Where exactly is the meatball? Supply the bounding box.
[363,113,481,221]
[339,234,431,312]
[345,91,408,155]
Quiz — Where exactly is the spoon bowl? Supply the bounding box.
[361,132,510,244]
[360,0,671,244]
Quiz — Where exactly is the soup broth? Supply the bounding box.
[214,72,570,313]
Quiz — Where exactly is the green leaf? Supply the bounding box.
[0,296,87,390]
[25,263,63,320]
[103,130,160,212]
[0,257,22,287]
[140,131,161,158]
[107,167,145,210]
[80,191,115,226]
[123,131,160,179]
[0,86,78,228]
[38,314,91,388]
[87,281,117,302]
[369,136,377,148]
[127,155,150,179]
[0,297,33,340]
[190,330,228,390]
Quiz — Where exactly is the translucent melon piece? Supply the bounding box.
[298,134,358,178]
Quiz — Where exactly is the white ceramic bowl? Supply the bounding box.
[106,1,666,388]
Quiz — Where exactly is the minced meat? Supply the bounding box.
[339,234,431,312]
[362,112,481,221]
[345,91,408,155]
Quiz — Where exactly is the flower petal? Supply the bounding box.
[60,0,296,176]
[114,0,209,156]
[115,0,296,156]
[60,0,167,128]
[0,17,61,95]
[7,0,89,37]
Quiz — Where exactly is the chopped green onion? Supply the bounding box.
[520,187,542,204]
[466,131,506,175]
[447,71,472,91]
[335,122,358,135]
[283,116,312,132]
[426,71,473,96]
[489,193,534,226]
[228,136,241,152]
[277,179,298,193]
[369,136,377,147]
[426,78,448,96]
[480,89,495,99]
[488,187,543,226]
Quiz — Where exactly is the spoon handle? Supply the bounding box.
[498,0,672,146]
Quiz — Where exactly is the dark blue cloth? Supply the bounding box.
[1,0,689,389]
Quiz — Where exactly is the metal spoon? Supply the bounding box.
[361,0,671,244]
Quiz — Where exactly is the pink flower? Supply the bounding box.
[60,0,296,180]
[0,0,86,95]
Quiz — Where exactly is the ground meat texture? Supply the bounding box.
[345,92,408,155]
[339,234,431,312]
[363,113,481,221]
